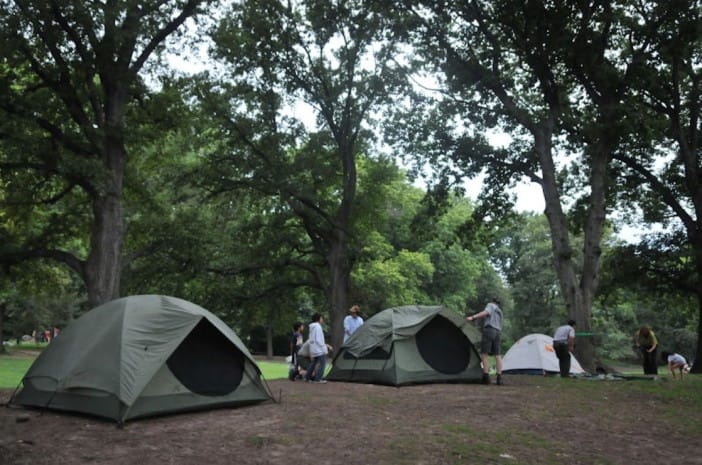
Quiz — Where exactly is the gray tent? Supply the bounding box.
[326,305,483,385]
[10,295,272,423]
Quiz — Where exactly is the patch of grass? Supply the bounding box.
[0,354,306,387]
[0,357,34,388]
[441,424,563,465]
[244,435,273,449]
[360,395,399,406]
[257,361,290,380]
[379,436,427,465]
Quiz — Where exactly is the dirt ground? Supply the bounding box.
[1,374,700,465]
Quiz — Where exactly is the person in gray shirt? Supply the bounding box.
[466,298,504,385]
[553,319,576,378]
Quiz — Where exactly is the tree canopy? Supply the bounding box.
[0,0,699,369]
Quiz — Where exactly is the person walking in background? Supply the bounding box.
[343,305,364,343]
[553,319,576,378]
[634,325,659,375]
[662,351,691,380]
[305,313,333,383]
[466,298,504,385]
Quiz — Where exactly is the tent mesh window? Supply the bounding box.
[166,319,245,396]
[415,315,472,374]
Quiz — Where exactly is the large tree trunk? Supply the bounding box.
[0,302,6,354]
[84,142,126,308]
[326,231,351,353]
[692,247,702,373]
[537,128,604,372]
[693,294,702,373]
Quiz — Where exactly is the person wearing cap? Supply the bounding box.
[553,319,576,378]
[343,305,364,343]
[466,298,504,385]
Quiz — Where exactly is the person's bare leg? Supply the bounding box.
[495,356,504,385]
[480,353,490,384]
[480,353,490,374]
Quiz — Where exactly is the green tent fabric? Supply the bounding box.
[9,295,272,423]
[326,305,483,386]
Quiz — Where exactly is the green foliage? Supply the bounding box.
[492,214,568,338]
[352,249,434,313]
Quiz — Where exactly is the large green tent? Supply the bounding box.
[9,295,272,423]
[326,305,483,385]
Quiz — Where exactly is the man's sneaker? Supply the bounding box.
[482,373,490,385]
[314,380,328,384]
[496,374,503,386]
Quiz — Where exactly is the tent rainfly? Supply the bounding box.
[326,305,484,386]
[9,295,272,423]
[502,333,586,375]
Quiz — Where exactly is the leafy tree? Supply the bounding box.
[606,2,702,371]
[389,0,649,369]
[599,239,699,364]
[0,0,212,306]
[206,0,408,349]
[0,261,83,350]
[492,214,568,338]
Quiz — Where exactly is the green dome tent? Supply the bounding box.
[9,295,272,423]
[326,305,483,386]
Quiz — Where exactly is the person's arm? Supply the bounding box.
[467,310,488,321]
[343,316,351,336]
[649,332,658,352]
[567,334,575,352]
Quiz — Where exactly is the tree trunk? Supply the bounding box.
[266,324,274,359]
[326,231,351,353]
[692,248,702,373]
[0,302,5,354]
[692,294,702,373]
[537,128,603,372]
[84,143,126,308]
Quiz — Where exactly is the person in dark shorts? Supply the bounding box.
[466,298,504,385]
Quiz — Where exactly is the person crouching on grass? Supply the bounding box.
[662,351,691,380]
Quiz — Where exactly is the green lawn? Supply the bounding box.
[0,348,651,389]
[0,351,292,388]
[0,357,34,388]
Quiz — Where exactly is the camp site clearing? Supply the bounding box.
[2,372,700,465]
